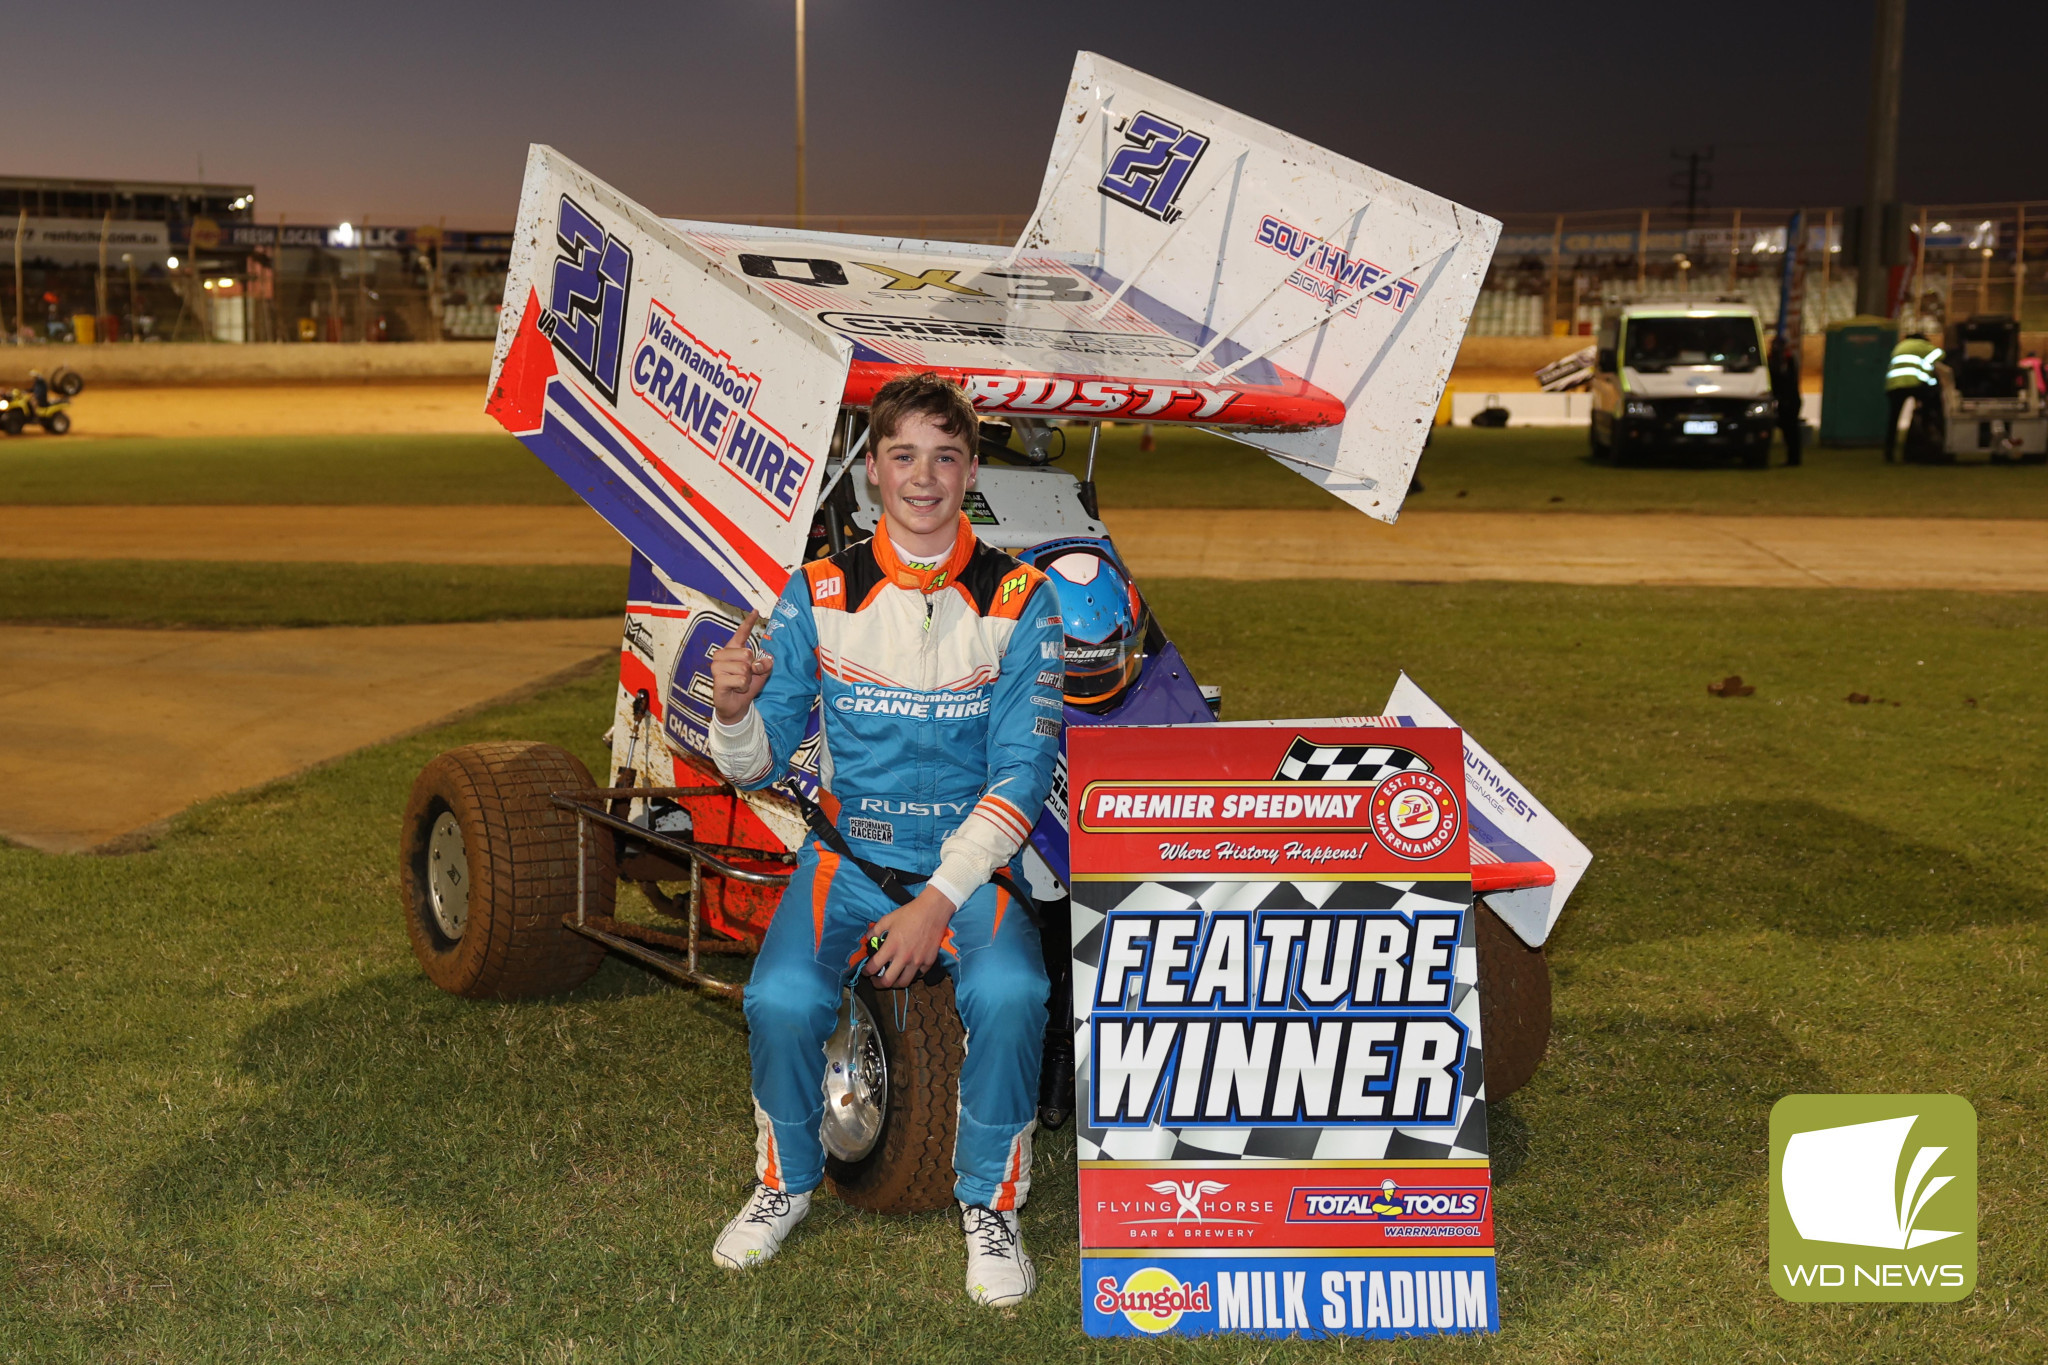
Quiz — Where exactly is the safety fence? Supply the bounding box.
[1479,202,2048,338]
[1,213,1025,347]
[10,202,2042,347]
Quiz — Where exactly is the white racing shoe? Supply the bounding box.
[961,1202,1037,1307]
[712,1185,811,1270]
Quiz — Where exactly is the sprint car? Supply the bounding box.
[400,53,1589,1214]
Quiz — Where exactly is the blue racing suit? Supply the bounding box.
[709,513,1064,1208]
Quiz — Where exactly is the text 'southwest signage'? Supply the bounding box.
[1069,723,1496,1340]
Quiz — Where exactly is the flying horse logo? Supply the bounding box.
[1147,1179,1229,1222]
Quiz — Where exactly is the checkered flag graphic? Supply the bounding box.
[1070,878,1490,1166]
[1273,737,1433,783]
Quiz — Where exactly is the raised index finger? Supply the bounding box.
[733,610,761,651]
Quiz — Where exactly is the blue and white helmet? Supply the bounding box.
[1020,539,1147,709]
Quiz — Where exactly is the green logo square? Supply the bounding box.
[1769,1094,1976,1302]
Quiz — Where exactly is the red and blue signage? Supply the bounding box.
[1069,724,1497,1339]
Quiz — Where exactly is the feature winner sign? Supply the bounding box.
[1069,724,1497,1340]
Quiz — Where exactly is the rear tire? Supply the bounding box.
[400,741,610,999]
[51,366,83,398]
[826,975,965,1214]
[1473,898,1552,1101]
[40,411,69,435]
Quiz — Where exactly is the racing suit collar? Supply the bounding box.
[873,513,976,594]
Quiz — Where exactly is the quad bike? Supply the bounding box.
[0,366,83,435]
[401,57,1585,1215]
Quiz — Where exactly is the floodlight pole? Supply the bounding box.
[1856,0,1906,317]
[794,0,807,229]
[12,209,23,344]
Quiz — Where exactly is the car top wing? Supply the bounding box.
[1012,52,1500,523]
[486,55,1498,604]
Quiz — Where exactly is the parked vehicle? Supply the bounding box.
[1589,303,1775,466]
[1903,314,2047,464]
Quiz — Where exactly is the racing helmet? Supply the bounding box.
[1021,539,1147,710]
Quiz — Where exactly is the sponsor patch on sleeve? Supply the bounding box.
[1033,716,1062,738]
[1031,694,1062,708]
[1037,615,1063,628]
[1036,669,1063,687]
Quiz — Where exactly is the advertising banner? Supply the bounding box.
[1069,723,1496,1339]
[0,218,169,266]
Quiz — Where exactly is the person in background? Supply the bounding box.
[1768,334,1803,467]
[1884,331,1942,464]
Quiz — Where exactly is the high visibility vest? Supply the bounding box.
[1887,337,1942,392]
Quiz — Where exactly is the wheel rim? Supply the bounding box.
[820,990,888,1161]
[425,810,470,941]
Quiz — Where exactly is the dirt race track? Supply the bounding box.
[8,503,2048,592]
[1107,509,2048,592]
[0,618,618,853]
[35,383,500,438]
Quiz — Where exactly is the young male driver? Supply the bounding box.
[705,372,1063,1307]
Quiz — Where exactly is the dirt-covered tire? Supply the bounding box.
[0,409,22,437]
[826,975,965,1214]
[51,366,83,398]
[1474,899,1552,1102]
[400,741,611,999]
[40,411,69,435]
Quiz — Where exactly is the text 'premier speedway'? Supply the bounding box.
[1080,783,1374,832]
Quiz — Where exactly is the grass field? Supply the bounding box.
[0,560,626,628]
[0,435,576,506]
[9,427,2048,518]
[2,581,2040,1362]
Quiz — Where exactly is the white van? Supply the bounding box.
[1589,302,1776,467]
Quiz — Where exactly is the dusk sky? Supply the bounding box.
[19,1,2046,228]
